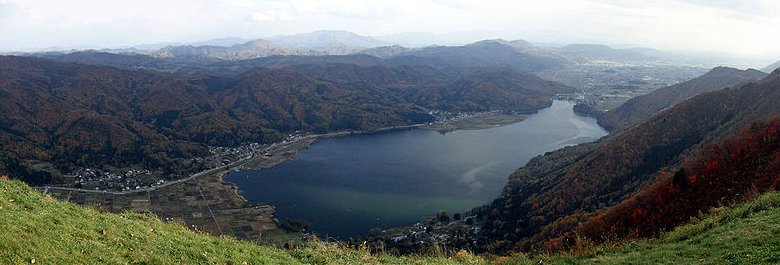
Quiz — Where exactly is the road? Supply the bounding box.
[40,141,281,195]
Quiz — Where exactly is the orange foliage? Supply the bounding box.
[574,117,780,242]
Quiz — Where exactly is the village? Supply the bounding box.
[428,109,515,123]
[59,107,526,193]
[64,130,311,192]
[358,210,484,255]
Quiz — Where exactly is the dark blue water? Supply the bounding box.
[225,100,607,238]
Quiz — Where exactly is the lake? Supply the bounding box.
[224,100,607,238]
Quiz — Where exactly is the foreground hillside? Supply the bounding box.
[547,191,780,264]
[2,177,780,264]
[476,69,780,253]
[0,178,482,264]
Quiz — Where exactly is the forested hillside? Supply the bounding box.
[598,67,766,131]
[0,55,572,184]
[477,69,780,253]
[568,117,780,246]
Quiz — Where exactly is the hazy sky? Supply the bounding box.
[1,0,779,60]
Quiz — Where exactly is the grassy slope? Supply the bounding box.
[0,179,483,265]
[2,177,780,264]
[545,192,780,264]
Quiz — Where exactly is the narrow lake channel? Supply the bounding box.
[224,100,608,238]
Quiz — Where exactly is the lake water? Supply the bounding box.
[224,100,607,238]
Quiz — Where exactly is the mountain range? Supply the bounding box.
[0,55,572,184]
[31,38,583,78]
[153,40,318,61]
[155,38,571,73]
[20,30,736,71]
[386,39,570,72]
[598,67,767,131]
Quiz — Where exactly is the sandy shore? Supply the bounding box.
[421,112,526,133]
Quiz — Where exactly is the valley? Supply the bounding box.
[224,100,607,238]
[38,105,550,245]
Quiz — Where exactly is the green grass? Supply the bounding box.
[2,178,780,264]
[0,179,485,264]
[535,192,780,265]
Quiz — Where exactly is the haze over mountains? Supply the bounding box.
[8,30,766,70]
[553,44,665,63]
[267,30,390,50]
[764,60,780,73]
[153,39,317,61]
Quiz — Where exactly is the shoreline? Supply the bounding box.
[39,110,531,245]
[421,112,526,133]
[234,111,528,173]
[42,110,528,196]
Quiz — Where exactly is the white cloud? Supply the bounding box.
[289,0,403,19]
[252,10,297,22]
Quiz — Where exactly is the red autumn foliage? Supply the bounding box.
[573,117,780,243]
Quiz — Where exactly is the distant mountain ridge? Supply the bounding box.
[357,45,414,58]
[11,30,746,70]
[33,50,181,71]
[153,39,319,61]
[176,54,388,76]
[20,30,720,74]
[151,35,571,71]
[553,44,664,63]
[598,67,767,131]
[386,39,571,72]
[267,30,389,50]
[148,31,390,61]
[764,60,780,73]
[130,37,251,50]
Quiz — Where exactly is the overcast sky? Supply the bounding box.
[1,0,778,61]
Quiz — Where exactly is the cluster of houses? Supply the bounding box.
[208,131,310,167]
[427,109,501,124]
[281,130,308,143]
[209,142,266,166]
[67,131,312,192]
[369,213,482,252]
[68,168,164,191]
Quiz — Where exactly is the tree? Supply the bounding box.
[368,228,383,237]
[672,168,688,189]
[436,210,451,223]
